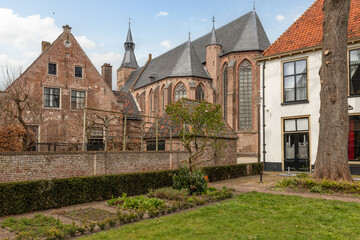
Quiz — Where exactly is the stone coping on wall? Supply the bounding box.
[0,150,188,156]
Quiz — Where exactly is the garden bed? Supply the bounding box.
[1,186,233,239]
[273,173,360,194]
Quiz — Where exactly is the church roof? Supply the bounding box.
[143,99,237,139]
[122,10,269,91]
[263,0,360,57]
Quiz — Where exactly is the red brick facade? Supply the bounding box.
[1,25,122,146]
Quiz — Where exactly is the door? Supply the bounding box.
[284,133,309,171]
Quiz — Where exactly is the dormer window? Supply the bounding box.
[48,63,57,75]
[149,73,157,82]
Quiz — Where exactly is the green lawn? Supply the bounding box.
[80,192,360,240]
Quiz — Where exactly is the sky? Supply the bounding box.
[0,0,315,90]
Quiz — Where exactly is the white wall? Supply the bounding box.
[260,43,360,170]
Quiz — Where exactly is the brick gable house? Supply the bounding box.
[0,25,123,150]
[258,0,360,173]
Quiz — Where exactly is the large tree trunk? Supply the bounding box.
[314,0,352,181]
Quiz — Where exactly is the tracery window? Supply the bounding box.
[195,84,205,101]
[239,60,252,130]
[223,64,228,121]
[174,83,187,101]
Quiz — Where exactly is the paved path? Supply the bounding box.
[2,172,360,239]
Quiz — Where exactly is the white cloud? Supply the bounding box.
[90,52,122,69]
[0,54,30,89]
[293,13,301,21]
[276,15,285,22]
[161,40,171,49]
[156,11,169,17]
[76,36,96,49]
[200,18,208,22]
[0,8,61,51]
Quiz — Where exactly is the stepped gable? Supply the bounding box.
[263,0,360,57]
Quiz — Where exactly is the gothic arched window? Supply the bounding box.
[195,84,205,101]
[223,64,228,121]
[239,60,253,130]
[149,90,153,116]
[174,83,187,101]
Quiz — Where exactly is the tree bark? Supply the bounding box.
[314,0,352,181]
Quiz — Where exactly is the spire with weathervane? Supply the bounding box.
[120,20,139,69]
[210,16,219,45]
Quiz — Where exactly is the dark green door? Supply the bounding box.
[284,133,309,171]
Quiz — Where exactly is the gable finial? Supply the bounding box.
[212,16,215,28]
[188,29,191,41]
[128,17,131,27]
[253,0,256,11]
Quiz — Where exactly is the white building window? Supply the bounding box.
[283,59,307,102]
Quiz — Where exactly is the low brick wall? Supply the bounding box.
[0,151,189,183]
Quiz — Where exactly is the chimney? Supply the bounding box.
[101,63,113,89]
[41,41,51,53]
[62,24,72,33]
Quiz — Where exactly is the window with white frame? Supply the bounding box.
[350,49,360,95]
[43,87,60,108]
[283,59,307,102]
[71,90,86,109]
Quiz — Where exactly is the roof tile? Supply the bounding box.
[264,0,360,57]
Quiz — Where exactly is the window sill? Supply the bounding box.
[281,100,309,106]
[348,95,360,98]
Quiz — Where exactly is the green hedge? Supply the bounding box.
[0,163,263,217]
[0,170,176,217]
[203,162,263,182]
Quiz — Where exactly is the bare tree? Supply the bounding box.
[0,65,40,151]
[314,0,352,181]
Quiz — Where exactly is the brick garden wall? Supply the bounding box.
[0,151,189,183]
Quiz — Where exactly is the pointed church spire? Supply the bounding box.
[120,22,139,69]
[210,16,219,45]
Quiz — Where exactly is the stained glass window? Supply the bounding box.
[239,60,252,130]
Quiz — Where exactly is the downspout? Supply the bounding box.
[262,60,266,171]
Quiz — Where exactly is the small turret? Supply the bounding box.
[206,16,222,104]
[117,22,139,90]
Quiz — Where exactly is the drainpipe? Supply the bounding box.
[262,60,266,171]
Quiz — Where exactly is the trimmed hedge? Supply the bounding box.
[0,170,176,217]
[204,162,263,182]
[0,163,263,217]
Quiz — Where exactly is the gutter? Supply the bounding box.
[262,60,266,171]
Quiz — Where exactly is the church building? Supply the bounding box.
[117,11,270,161]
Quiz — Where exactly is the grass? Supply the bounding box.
[80,192,360,240]
[1,214,77,238]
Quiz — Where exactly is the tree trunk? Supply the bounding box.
[314,0,352,181]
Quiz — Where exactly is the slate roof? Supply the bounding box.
[263,0,360,57]
[113,91,141,119]
[122,10,269,91]
[144,99,238,139]
[120,26,139,69]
